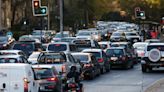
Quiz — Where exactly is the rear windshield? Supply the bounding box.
[72,55,89,62]
[48,44,67,52]
[13,43,34,52]
[86,52,100,59]
[0,52,16,55]
[106,49,124,56]
[147,45,164,51]
[0,58,18,63]
[40,54,66,64]
[33,68,53,79]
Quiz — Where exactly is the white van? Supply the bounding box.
[0,63,39,92]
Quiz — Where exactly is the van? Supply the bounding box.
[0,63,39,92]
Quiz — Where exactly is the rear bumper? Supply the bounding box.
[141,60,164,67]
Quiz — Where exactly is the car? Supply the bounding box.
[90,30,102,41]
[76,30,92,40]
[72,39,100,51]
[32,30,48,43]
[133,42,149,61]
[141,43,164,72]
[111,42,138,64]
[124,31,141,43]
[28,51,44,64]
[98,41,111,50]
[110,32,126,42]
[0,50,27,58]
[145,39,161,43]
[18,35,41,43]
[60,37,76,43]
[32,65,63,92]
[0,36,15,49]
[47,42,78,53]
[12,42,43,56]
[82,49,111,73]
[38,52,82,78]
[0,55,29,63]
[71,53,101,79]
[0,63,39,92]
[105,47,134,69]
[51,32,70,42]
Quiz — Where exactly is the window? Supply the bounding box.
[48,44,67,52]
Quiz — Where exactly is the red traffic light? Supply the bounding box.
[34,1,39,7]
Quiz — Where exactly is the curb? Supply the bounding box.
[145,78,164,92]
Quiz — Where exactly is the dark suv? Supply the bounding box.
[11,42,43,56]
[106,47,134,69]
[141,43,164,72]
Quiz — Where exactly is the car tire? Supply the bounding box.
[106,65,111,72]
[141,64,147,73]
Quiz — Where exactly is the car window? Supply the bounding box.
[147,45,164,51]
[12,43,34,53]
[106,49,124,56]
[48,44,67,52]
[33,68,53,79]
[0,58,18,63]
[72,55,89,63]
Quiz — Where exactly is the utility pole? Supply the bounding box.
[0,0,2,30]
[59,0,63,37]
[48,0,50,30]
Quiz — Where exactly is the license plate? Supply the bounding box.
[111,57,118,61]
[40,86,45,90]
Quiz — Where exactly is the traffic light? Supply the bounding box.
[32,0,48,16]
[135,7,145,18]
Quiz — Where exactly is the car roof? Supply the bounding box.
[71,52,92,56]
[32,64,55,68]
[82,49,102,52]
[0,63,31,68]
[107,47,125,49]
[49,42,69,44]
[0,55,22,58]
[0,50,22,53]
[148,43,164,46]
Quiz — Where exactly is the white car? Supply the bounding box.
[76,30,92,39]
[133,42,148,58]
[124,31,141,43]
[98,41,111,50]
[0,50,27,58]
[28,52,44,64]
[0,63,39,92]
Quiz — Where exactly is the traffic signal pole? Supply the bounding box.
[0,0,2,30]
[59,0,64,37]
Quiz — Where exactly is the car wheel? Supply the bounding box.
[106,65,111,72]
[141,64,147,73]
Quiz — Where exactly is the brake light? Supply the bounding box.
[47,77,58,82]
[62,65,66,73]
[98,58,104,63]
[122,56,126,61]
[84,64,93,68]
[23,78,28,92]
[139,52,145,57]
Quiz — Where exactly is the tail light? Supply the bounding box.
[61,64,66,73]
[84,64,93,68]
[122,56,126,61]
[98,58,104,63]
[139,52,145,57]
[68,83,76,88]
[47,77,58,82]
[23,78,28,92]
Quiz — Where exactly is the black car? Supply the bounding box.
[11,42,43,56]
[106,47,134,69]
[71,53,101,79]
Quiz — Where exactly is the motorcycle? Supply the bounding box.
[65,78,83,92]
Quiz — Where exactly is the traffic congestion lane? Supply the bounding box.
[83,64,164,92]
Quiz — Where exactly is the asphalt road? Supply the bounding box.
[83,64,164,92]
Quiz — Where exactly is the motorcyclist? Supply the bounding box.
[65,66,83,91]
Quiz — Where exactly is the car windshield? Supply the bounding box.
[112,33,124,36]
[77,32,91,36]
[55,33,69,38]
[72,55,89,62]
[100,44,108,49]
[87,52,101,59]
[40,54,66,64]
[0,37,8,42]
[125,33,137,36]
[147,45,164,51]
[32,31,44,35]
[13,43,34,52]
[33,68,53,79]
[0,58,18,63]
[106,49,124,56]
[48,44,67,52]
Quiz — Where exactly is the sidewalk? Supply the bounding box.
[145,78,164,92]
